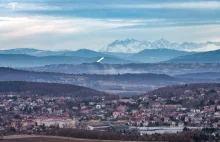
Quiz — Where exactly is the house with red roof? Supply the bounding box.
[116,105,126,112]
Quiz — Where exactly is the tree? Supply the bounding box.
[42,123,46,130]
[0,135,3,140]
[183,127,189,131]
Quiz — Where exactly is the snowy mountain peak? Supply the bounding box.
[101,39,220,53]
[155,38,170,44]
[108,39,139,47]
[104,39,148,53]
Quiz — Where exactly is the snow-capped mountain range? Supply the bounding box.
[101,38,220,53]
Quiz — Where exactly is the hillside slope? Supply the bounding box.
[0,81,109,98]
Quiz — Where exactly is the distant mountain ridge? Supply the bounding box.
[166,50,220,63]
[0,48,194,63]
[0,48,110,57]
[0,54,136,67]
[101,38,220,53]
[1,46,220,65]
[129,48,194,63]
[59,49,110,57]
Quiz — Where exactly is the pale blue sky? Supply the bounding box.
[0,0,220,51]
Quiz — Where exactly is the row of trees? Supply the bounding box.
[45,128,216,142]
[1,127,218,141]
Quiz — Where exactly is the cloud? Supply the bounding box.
[188,44,220,52]
[1,2,62,11]
[115,1,220,9]
[0,0,220,12]
[0,0,220,51]
[0,16,143,40]
[112,20,220,30]
[8,2,18,10]
[4,1,220,11]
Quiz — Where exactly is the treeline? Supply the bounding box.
[146,83,220,98]
[1,127,217,141]
[84,73,176,82]
[0,81,113,98]
[0,67,176,82]
[45,128,216,142]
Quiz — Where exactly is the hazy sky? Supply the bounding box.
[0,0,220,51]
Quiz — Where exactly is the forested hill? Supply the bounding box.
[145,83,220,98]
[0,81,111,98]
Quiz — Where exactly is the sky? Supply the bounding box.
[0,0,220,51]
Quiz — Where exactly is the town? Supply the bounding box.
[1,83,220,137]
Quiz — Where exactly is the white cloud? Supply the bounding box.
[0,16,141,40]
[114,1,220,9]
[8,2,18,10]
[188,44,220,52]
[2,2,62,11]
[2,1,220,12]
[0,1,220,51]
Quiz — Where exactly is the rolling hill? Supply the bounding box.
[0,81,109,98]
[175,72,220,80]
[0,67,187,96]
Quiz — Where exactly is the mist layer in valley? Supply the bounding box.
[0,67,219,97]
[24,63,220,76]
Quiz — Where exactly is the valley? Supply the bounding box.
[2,1,220,141]
[0,67,184,96]
[0,67,219,96]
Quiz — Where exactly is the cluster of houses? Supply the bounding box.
[1,86,220,134]
[11,117,77,129]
